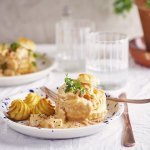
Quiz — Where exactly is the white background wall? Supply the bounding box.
[0,0,143,43]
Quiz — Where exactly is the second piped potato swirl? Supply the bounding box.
[32,98,55,115]
[24,93,41,109]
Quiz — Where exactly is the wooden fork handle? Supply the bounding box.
[119,93,135,147]
[122,113,135,147]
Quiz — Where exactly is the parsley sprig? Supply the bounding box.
[114,0,133,15]
[64,74,86,95]
[10,42,20,52]
[146,0,150,8]
[114,0,150,15]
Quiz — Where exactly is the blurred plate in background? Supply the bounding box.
[0,48,56,86]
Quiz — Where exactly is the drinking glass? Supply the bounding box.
[56,19,94,72]
[86,32,128,90]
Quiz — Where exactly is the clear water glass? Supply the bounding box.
[56,19,94,72]
[86,32,128,90]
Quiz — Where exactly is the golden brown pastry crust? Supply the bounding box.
[17,38,36,51]
[77,73,98,85]
[57,85,107,122]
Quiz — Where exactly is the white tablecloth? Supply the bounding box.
[0,45,150,150]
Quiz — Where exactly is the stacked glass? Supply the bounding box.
[85,32,128,90]
[56,19,95,72]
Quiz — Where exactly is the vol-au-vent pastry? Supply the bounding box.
[88,88,107,120]
[77,73,98,86]
[63,97,93,121]
[57,73,107,122]
[7,100,30,121]
[32,98,55,116]
[24,93,41,109]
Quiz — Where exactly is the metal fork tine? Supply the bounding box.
[45,87,59,98]
[40,86,60,102]
[40,87,56,101]
[43,86,59,99]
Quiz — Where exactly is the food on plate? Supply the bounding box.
[7,100,30,121]
[8,94,55,121]
[24,93,41,109]
[57,74,107,122]
[32,98,55,115]
[77,73,98,85]
[18,38,36,51]
[0,38,38,76]
[29,114,47,127]
[29,114,63,128]
[7,74,107,129]
[62,97,92,121]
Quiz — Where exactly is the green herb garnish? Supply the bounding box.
[33,52,42,58]
[113,0,150,15]
[32,61,37,67]
[28,49,33,56]
[64,74,86,95]
[146,0,150,8]
[10,42,20,52]
[113,0,133,15]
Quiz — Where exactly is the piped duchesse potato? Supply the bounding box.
[24,93,41,109]
[7,100,31,121]
[32,98,55,116]
[7,93,55,122]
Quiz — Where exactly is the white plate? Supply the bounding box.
[0,49,56,86]
[0,88,124,139]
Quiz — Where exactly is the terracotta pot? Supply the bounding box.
[129,37,150,67]
[135,0,150,51]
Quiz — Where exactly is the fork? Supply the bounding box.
[119,93,135,147]
[107,97,150,104]
[41,86,150,104]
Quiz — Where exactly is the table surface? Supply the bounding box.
[0,45,150,150]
